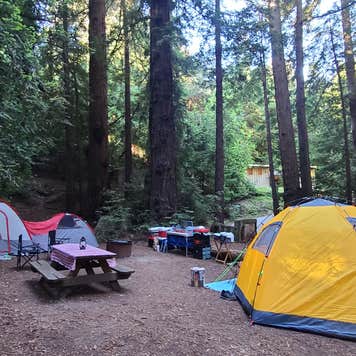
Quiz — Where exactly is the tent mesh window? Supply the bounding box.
[58,215,77,228]
[252,222,282,256]
[347,217,356,231]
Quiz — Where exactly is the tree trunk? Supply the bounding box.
[62,3,76,211]
[123,0,132,186]
[268,0,301,205]
[73,68,84,215]
[87,0,109,220]
[330,29,353,204]
[215,0,224,223]
[149,0,177,220]
[295,0,313,197]
[341,0,356,149]
[260,49,279,215]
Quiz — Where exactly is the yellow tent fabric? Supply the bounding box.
[235,199,356,339]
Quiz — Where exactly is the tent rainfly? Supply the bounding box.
[235,198,356,340]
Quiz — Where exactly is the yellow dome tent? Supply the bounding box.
[235,198,356,339]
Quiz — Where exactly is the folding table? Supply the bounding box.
[166,231,194,256]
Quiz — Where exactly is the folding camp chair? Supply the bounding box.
[48,230,56,250]
[15,234,43,271]
[48,230,70,258]
[213,234,233,264]
[48,230,70,246]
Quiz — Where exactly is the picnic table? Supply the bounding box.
[30,243,134,298]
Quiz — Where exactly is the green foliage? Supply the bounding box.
[309,77,355,197]
[106,0,150,179]
[179,71,256,207]
[94,191,132,242]
[228,188,279,221]
[0,0,51,193]
[177,174,217,224]
[1,0,354,225]
[306,13,355,198]
[0,0,89,195]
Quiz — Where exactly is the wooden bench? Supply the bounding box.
[30,260,65,283]
[110,265,135,279]
[30,260,67,298]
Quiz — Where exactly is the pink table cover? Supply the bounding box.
[51,243,116,271]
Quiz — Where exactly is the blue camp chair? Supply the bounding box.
[48,230,70,249]
[13,234,44,271]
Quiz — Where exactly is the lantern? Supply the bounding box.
[79,236,87,250]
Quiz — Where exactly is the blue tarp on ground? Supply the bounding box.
[205,279,236,293]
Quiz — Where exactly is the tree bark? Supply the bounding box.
[268,0,301,205]
[73,69,84,214]
[87,0,109,219]
[330,29,353,204]
[149,0,177,220]
[215,0,224,223]
[260,49,279,215]
[341,0,356,149]
[123,0,132,186]
[62,3,76,211]
[295,0,313,197]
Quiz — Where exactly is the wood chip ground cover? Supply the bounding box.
[1,242,355,355]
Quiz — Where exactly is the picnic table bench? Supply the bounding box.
[30,244,134,298]
[31,260,65,282]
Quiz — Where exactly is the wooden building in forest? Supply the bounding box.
[246,164,316,188]
[246,165,274,187]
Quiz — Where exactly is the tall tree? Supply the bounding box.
[330,28,353,203]
[149,0,177,220]
[295,0,313,196]
[341,0,356,149]
[62,2,76,211]
[268,0,301,204]
[260,45,279,215]
[87,0,109,219]
[214,0,224,223]
[123,0,133,186]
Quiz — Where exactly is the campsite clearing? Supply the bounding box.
[1,242,356,356]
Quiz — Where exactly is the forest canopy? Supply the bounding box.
[0,0,355,230]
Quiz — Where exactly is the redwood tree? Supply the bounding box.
[295,0,313,196]
[330,28,352,203]
[215,0,224,223]
[260,47,279,215]
[62,2,76,211]
[123,0,132,186]
[149,0,177,220]
[87,0,109,219]
[341,0,356,149]
[268,0,301,204]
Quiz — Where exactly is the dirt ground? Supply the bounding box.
[1,242,356,356]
